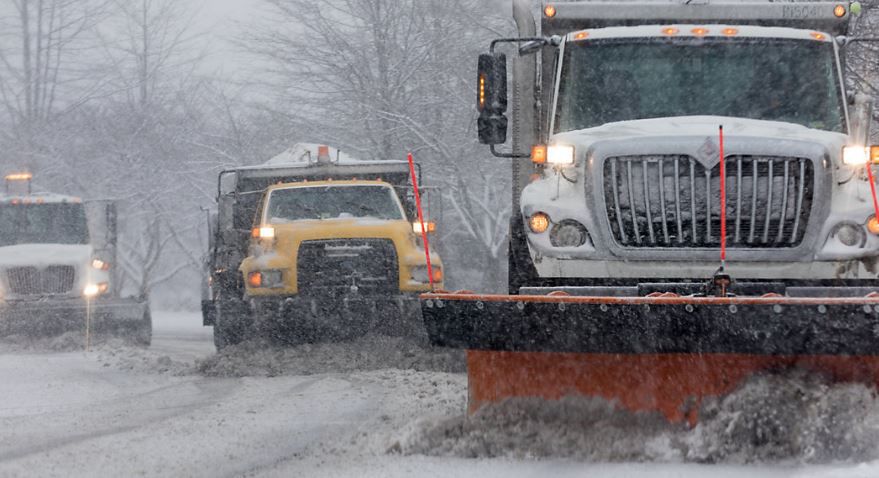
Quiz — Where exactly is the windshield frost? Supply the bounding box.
[555,38,845,133]
[0,203,90,247]
[266,185,404,223]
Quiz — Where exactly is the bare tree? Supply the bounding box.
[247,0,512,289]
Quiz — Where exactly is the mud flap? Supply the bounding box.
[421,293,879,355]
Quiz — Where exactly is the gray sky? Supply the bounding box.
[188,0,266,78]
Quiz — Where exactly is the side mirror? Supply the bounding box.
[477,52,508,145]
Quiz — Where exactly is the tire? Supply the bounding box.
[131,308,152,347]
[213,299,250,350]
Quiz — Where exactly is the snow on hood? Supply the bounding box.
[265,143,360,165]
[554,116,845,146]
[0,244,92,268]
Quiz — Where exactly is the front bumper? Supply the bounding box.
[0,297,148,334]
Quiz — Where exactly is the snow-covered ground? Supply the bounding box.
[2,311,879,477]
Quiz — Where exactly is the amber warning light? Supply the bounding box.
[5,172,32,181]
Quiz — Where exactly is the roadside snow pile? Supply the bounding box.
[196,334,465,377]
[400,371,879,464]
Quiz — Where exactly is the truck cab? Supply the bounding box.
[0,173,151,343]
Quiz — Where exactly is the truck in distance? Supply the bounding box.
[0,172,151,345]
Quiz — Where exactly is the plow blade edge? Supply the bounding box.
[421,293,879,355]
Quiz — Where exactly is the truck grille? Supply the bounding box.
[297,239,398,294]
[6,266,76,295]
[603,155,814,248]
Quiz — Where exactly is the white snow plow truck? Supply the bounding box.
[421,0,879,424]
[0,173,151,345]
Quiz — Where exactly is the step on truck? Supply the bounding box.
[203,144,443,348]
[0,173,152,345]
[421,1,879,423]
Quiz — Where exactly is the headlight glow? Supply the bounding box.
[547,145,575,165]
[843,146,869,165]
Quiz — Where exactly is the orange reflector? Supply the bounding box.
[871,146,879,164]
[478,74,486,110]
[529,212,550,234]
[574,31,588,40]
[811,32,826,40]
[868,216,879,235]
[251,227,260,239]
[691,27,709,36]
[543,4,556,17]
[721,28,738,36]
[248,272,262,288]
[531,145,547,164]
[834,4,846,17]
[661,27,679,36]
[432,268,443,282]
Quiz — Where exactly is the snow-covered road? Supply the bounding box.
[1,312,879,478]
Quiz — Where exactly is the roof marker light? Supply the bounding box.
[811,32,826,41]
[574,31,588,40]
[721,28,738,36]
[691,27,709,36]
[662,27,679,36]
[4,172,32,181]
[543,5,556,18]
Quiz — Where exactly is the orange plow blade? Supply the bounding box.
[422,292,879,424]
[467,350,879,424]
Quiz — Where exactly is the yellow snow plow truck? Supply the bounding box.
[421,0,879,424]
[203,144,442,348]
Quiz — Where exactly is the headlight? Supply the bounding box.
[248,270,284,288]
[843,146,869,165]
[251,226,275,239]
[547,145,575,165]
[83,282,109,298]
[550,220,589,247]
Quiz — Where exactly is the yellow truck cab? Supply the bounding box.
[214,145,442,344]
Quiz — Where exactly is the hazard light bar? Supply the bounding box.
[542,1,855,36]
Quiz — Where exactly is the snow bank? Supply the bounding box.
[400,371,879,464]
[196,334,465,377]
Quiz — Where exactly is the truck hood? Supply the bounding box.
[554,116,847,160]
[0,244,92,268]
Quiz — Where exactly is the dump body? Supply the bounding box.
[424,0,879,422]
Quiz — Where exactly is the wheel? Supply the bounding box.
[131,307,152,347]
[213,299,250,350]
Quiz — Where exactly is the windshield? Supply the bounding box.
[555,38,845,133]
[266,185,405,223]
[0,203,90,247]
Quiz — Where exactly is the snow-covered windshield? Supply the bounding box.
[555,38,845,133]
[266,185,404,222]
[0,203,90,247]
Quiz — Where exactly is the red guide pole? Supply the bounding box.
[719,125,726,265]
[407,152,435,290]
[865,156,879,221]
